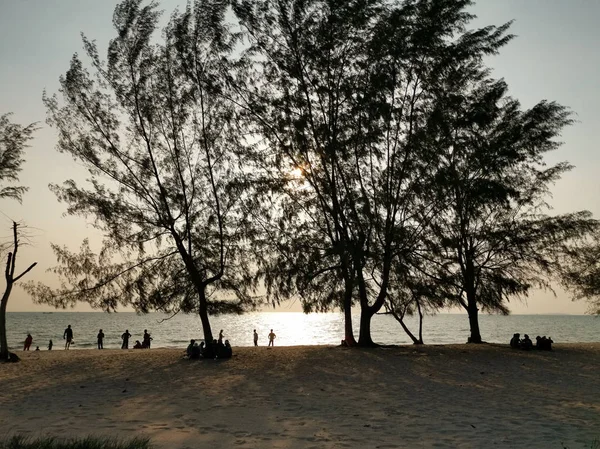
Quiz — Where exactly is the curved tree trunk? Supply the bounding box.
[0,284,12,361]
[357,308,376,346]
[198,287,214,346]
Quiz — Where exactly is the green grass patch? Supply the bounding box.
[0,436,151,449]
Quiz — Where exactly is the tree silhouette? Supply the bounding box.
[26,0,259,348]
[417,65,599,343]
[0,114,37,361]
[232,0,513,345]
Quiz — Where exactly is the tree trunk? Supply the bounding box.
[417,299,424,345]
[198,287,213,346]
[357,308,376,347]
[342,278,356,346]
[0,283,12,361]
[397,315,421,344]
[467,302,482,343]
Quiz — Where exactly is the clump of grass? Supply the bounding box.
[0,436,151,449]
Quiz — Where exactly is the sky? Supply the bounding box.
[0,0,598,313]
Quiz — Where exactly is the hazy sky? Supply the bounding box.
[0,0,598,313]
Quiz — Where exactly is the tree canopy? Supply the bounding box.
[26,0,260,347]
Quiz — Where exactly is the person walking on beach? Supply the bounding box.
[63,325,73,350]
[268,329,276,347]
[142,329,152,349]
[253,329,259,347]
[48,339,53,350]
[97,329,105,349]
[218,329,224,345]
[121,329,132,349]
[23,333,33,351]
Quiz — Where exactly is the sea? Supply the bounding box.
[4,312,599,351]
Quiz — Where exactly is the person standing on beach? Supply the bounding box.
[218,329,224,345]
[63,325,73,350]
[48,339,53,350]
[253,329,259,347]
[268,329,276,347]
[121,329,132,349]
[97,329,105,349]
[23,333,33,351]
[143,329,152,349]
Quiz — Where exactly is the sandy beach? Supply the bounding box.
[0,344,598,449]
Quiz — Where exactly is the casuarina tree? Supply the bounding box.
[26,0,259,349]
[231,0,513,345]
[416,63,599,343]
[0,114,37,361]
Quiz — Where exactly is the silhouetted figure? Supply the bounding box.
[268,329,276,347]
[223,340,233,359]
[143,329,152,349]
[121,329,132,349]
[536,336,553,351]
[48,339,53,351]
[186,339,196,358]
[63,325,74,350]
[253,329,258,347]
[133,340,143,349]
[97,329,105,349]
[521,334,533,350]
[510,333,521,349]
[218,329,224,345]
[35,346,40,351]
[23,333,33,351]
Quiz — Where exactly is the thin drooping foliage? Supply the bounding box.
[231,0,515,345]
[0,114,36,203]
[413,61,599,342]
[0,113,37,362]
[560,232,600,315]
[26,0,260,348]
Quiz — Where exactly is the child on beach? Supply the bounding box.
[23,333,33,351]
[48,339,53,350]
[268,329,276,347]
[97,329,105,349]
[253,329,259,346]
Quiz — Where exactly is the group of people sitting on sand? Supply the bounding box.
[186,329,233,360]
[510,333,553,351]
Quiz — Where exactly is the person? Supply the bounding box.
[142,329,153,349]
[268,329,276,347]
[48,339,53,351]
[23,333,33,351]
[253,329,259,347]
[133,340,143,349]
[121,329,132,349]
[97,329,105,349]
[521,334,533,350]
[218,329,224,345]
[35,346,40,351]
[63,325,73,350]
[186,339,196,358]
[223,340,233,358]
[510,333,521,349]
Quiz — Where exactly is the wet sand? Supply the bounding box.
[1,344,598,448]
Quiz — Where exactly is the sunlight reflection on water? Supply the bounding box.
[6,311,599,350]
